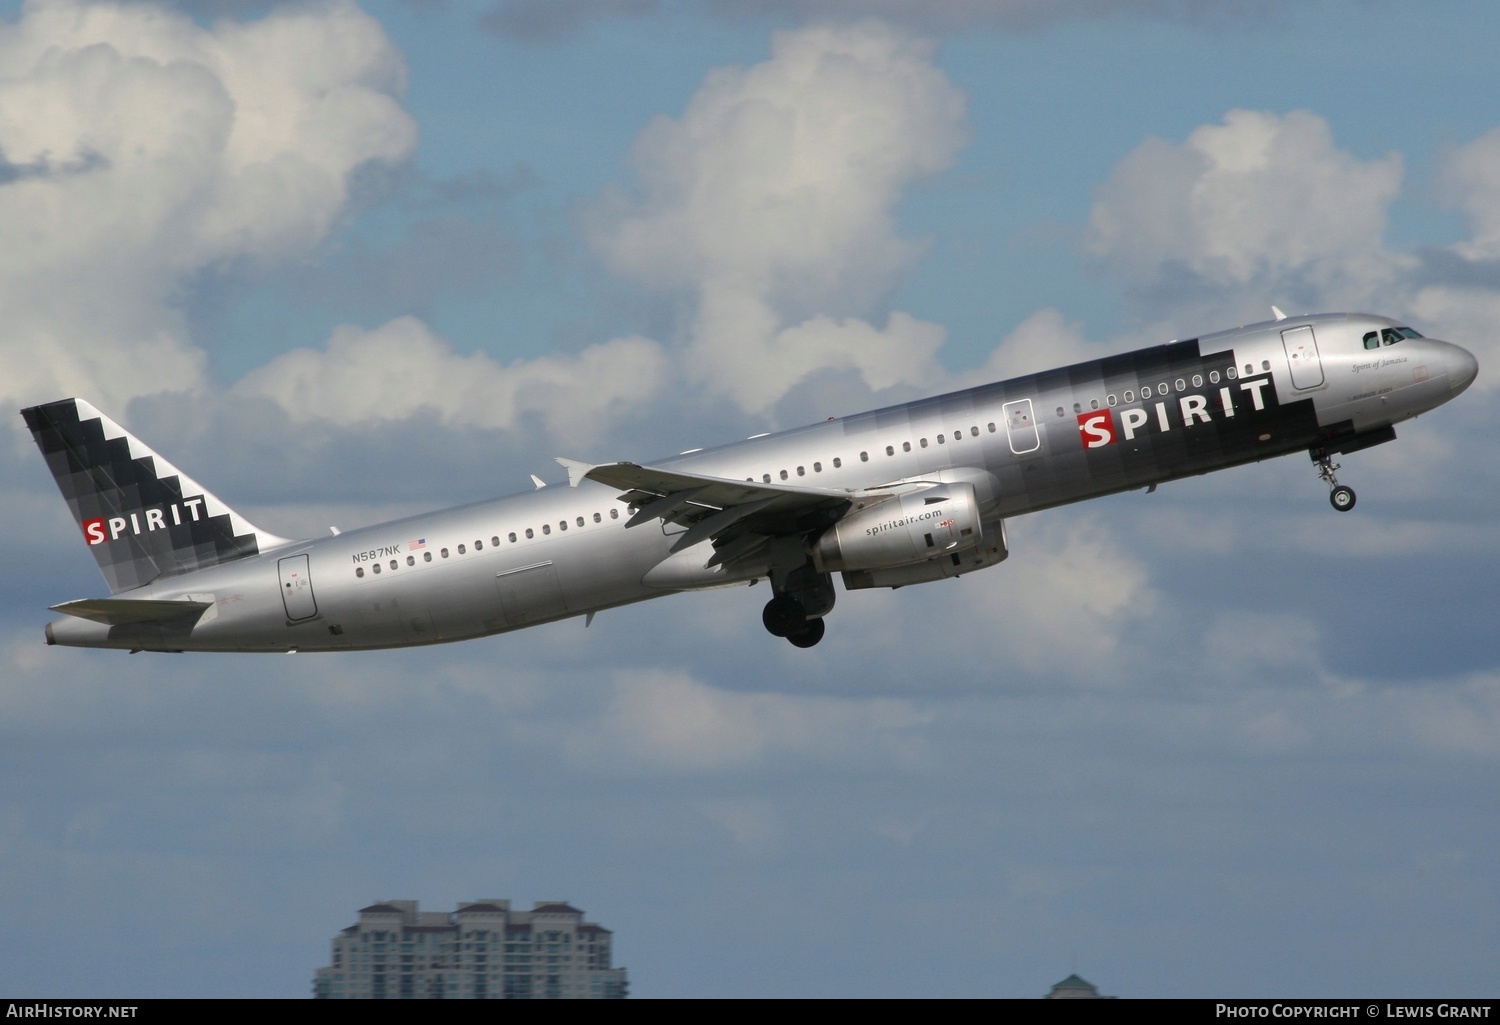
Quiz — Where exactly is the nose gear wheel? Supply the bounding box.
[1315,453,1357,512]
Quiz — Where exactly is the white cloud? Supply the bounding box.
[1406,285,1500,392]
[233,315,672,448]
[981,517,1159,676]
[1086,110,1404,307]
[1437,127,1500,262]
[589,21,965,412]
[0,0,415,412]
[820,513,1161,684]
[564,669,930,772]
[961,307,1099,385]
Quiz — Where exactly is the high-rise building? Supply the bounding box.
[1043,973,1115,998]
[313,899,628,999]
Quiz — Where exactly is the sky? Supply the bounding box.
[1,0,1498,999]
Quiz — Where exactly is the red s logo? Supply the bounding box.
[82,517,106,545]
[1077,410,1116,449]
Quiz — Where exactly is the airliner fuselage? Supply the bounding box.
[26,312,1478,653]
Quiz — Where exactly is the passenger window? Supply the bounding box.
[407,555,415,566]
[1192,375,1202,388]
[1107,395,1117,406]
[1090,399,1099,410]
[1175,378,1185,391]
[356,567,364,578]
[813,462,822,472]
[833,457,842,468]
[903,442,911,452]
[1072,403,1081,414]
[796,466,805,476]
[457,544,466,554]
[373,563,381,574]
[391,560,398,570]
[1056,407,1064,417]
[491,536,500,546]
[987,423,996,432]
[1124,390,1133,402]
[1209,371,1219,384]
[936,435,945,445]
[475,540,483,550]
[1261,360,1270,371]
[919,438,928,448]
[885,446,894,456]
[592,513,600,524]
[441,548,449,558]
[763,474,771,483]
[609,509,619,520]
[1244,364,1253,375]
[1141,385,1152,398]
[780,470,788,480]
[423,551,432,562]
[559,521,567,531]
[524,529,533,539]
[1227,366,1237,380]
[541,525,550,535]
[970,426,979,436]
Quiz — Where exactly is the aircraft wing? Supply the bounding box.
[50,597,213,626]
[582,462,852,556]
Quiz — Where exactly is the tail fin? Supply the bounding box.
[21,398,292,594]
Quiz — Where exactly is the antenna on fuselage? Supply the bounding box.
[1271,305,1287,321]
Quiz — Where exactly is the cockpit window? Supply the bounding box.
[1366,326,1422,349]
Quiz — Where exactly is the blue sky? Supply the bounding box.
[1,0,1497,998]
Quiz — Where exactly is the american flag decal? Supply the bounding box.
[408,539,427,551]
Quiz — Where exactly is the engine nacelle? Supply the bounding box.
[811,482,983,574]
[841,519,1008,590]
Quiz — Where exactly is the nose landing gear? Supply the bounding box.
[1315,452,1356,512]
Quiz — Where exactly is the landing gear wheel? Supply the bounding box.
[786,617,825,648]
[1314,450,1357,513]
[762,595,807,637]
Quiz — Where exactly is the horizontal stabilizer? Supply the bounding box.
[50,597,213,626]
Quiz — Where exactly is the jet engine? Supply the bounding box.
[811,482,983,575]
[841,519,1008,590]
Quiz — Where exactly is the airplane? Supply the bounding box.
[22,310,1477,654]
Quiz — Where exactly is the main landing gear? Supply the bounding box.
[762,596,827,648]
[760,557,836,648]
[1315,452,1357,512]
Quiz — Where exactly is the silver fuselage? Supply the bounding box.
[44,313,1478,652]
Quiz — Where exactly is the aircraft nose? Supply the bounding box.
[1448,343,1479,396]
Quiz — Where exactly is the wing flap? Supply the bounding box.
[584,461,852,547]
